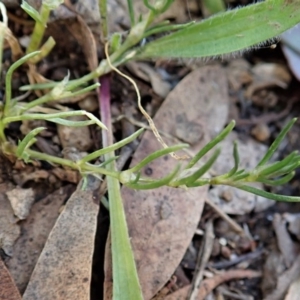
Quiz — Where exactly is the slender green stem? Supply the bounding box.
[99,0,108,40]
[27,149,78,168]
[29,37,56,64]
[26,148,119,178]
[4,52,39,116]
[0,121,7,143]
[0,2,8,83]
[26,3,51,54]
[21,83,99,113]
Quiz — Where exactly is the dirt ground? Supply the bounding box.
[1,1,300,300]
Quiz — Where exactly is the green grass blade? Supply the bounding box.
[223,141,239,178]
[16,127,46,157]
[234,184,300,202]
[129,143,188,173]
[257,118,297,167]
[136,0,300,58]
[257,172,295,186]
[106,169,143,299]
[178,148,220,186]
[79,129,144,164]
[5,51,40,114]
[186,121,235,169]
[258,151,299,177]
[127,165,180,189]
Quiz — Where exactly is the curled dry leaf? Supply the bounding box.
[104,66,229,299]
[6,187,34,220]
[22,176,100,300]
[63,14,98,72]
[0,258,21,300]
[5,185,74,294]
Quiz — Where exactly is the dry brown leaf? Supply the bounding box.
[0,258,21,300]
[0,183,20,256]
[104,66,229,299]
[5,185,74,294]
[23,177,100,300]
[64,15,98,72]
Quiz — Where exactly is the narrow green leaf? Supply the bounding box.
[258,151,299,177]
[136,0,300,58]
[79,129,144,164]
[16,127,46,157]
[5,111,107,130]
[21,1,43,24]
[187,120,235,169]
[235,184,300,202]
[129,143,188,173]
[94,156,119,168]
[269,161,300,178]
[127,0,135,25]
[126,165,180,189]
[177,148,221,186]
[99,0,108,38]
[49,118,95,126]
[257,118,297,167]
[257,172,295,186]
[5,51,40,114]
[224,141,239,178]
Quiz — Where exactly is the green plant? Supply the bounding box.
[1,0,300,299]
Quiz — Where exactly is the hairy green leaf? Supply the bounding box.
[136,0,300,58]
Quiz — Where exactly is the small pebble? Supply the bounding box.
[251,123,270,142]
